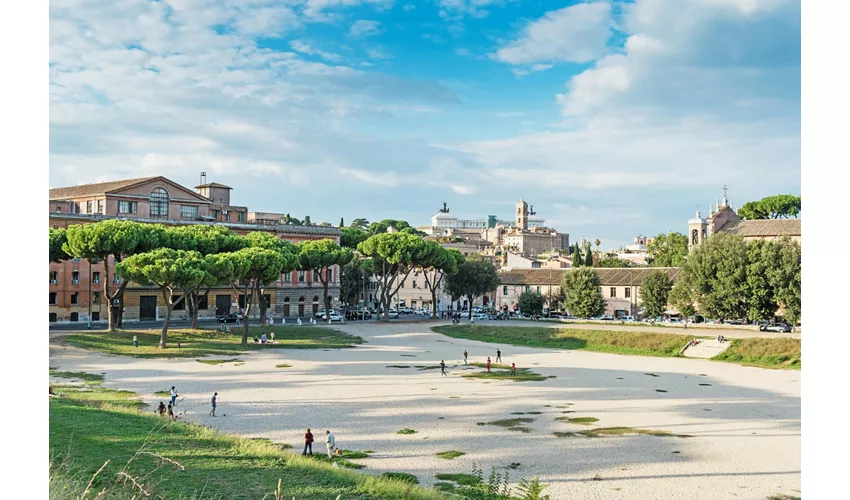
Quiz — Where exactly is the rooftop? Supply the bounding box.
[717,219,801,237]
[195,182,233,190]
[49,177,159,200]
[499,267,682,286]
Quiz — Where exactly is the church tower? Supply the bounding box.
[515,199,529,231]
[688,209,707,251]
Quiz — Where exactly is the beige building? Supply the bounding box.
[495,268,682,318]
[688,193,801,249]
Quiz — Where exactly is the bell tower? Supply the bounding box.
[515,199,529,231]
[688,209,707,251]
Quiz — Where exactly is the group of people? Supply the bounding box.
[252,332,275,344]
[445,348,516,376]
[302,429,339,459]
[157,386,181,420]
[716,334,728,343]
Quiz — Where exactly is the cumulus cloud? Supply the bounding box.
[349,20,382,37]
[495,2,613,65]
[289,39,344,62]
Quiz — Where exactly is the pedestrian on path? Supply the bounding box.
[167,402,175,419]
[486,357,491,373]
[463,350,468,365]
[209,392,218,417]
[270,331,275,343]
[496,349,502,363]
[440,360,447,376]
[170,386,177,407]
[303,428,314,456]
[157,401,166,416]
[133,335,138,348]
[511,363,516,376]
[326,430,336,458]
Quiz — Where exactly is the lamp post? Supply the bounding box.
[87,259,92,330]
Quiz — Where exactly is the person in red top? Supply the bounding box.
[511,363,516,376]
[303,428,314,456]
[486,357,491,373]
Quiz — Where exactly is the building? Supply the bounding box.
[688,192,802,249]
[500,200,570,257]
[495,268,682,318]
[421,201,546,237]
[49,176,341,324]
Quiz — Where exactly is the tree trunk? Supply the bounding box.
[102,257,115,332]
[467,296,474,320]
[241,282,254,346]
[160,288,175,349]
[187,291,197,329]
[257,284,268,326]
[323,278,331,324]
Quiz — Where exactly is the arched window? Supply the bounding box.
[312,296,320,302]
[150,188,169,218]
[283,297,290,303]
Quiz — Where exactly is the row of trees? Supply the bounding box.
[50,221,354,348]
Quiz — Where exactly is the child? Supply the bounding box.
[158,401,166,416]
[261,333,267,344]
[486,357,491,373]
[167,402,174,419]
[463,350,468,365]
[209,392,218,417]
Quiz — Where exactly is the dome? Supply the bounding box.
[688,210,706,225]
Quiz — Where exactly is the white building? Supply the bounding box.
[425,202,545,236]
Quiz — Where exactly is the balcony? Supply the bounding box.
[71,279,80,284]
[49,279,58,284]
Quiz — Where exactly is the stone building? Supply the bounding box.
[688,192,801,250]
[49,176,341,324]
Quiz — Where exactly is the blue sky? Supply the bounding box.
[49,0,800,249]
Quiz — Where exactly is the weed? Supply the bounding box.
[397,429,417,435]
[436,450,465,460]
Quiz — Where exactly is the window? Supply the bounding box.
[625,288,631,298]
[197,295,209,310]
[536,286,541,294]
[211,209,219,219]
[92,312,100,321]
[298,271,305,282]
[180,205,199,219]
[238,212,245,223]
[412,280,417,289]
[610,287,616,298]
[70,312,79,322]
[86,200,93,213]
[72,257,80,262]
[92,292,100,304]
[92,272,100,284]
[313,270,320,282]
[49,293,57,305]
[113,275,121,284]
[49,313,57,323]
[118,201,137,214]
[97,200,104,214]
[50,271,58,284]
[328,268,333,282]
[503,286,508,296]
[71,271,79,284]
[525,285,530,293]
[70,293,79,305]
[149,187,169,218]
[284,272,291,282]
[173,296,185,310]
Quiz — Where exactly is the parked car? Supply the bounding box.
[216,313,242,323]
[473,313,488,320]
[328,313,343,322]
[315,309,337,319]
[761,323,793,333]
[387,311,399,319]
[618,316,635,322]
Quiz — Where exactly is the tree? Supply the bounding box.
[298,239,354,323]
[350,218,370,230]
[244,232,300,325]
[303,215,312,226]
[339,217,344,228]
[116,249,212,348]
[49,228,70,263]
[745,240,779,322]
[63,220,168,331]
[678,233,749,321]
[210,247,292,345]
[340,227,370,249]
[340,259,368,306]
[367,219,427,236]
[640,271,674,320]
[419,243,463,318]
[597,257,631,268]
[647,232,688,267]
[561,268,606,318]
[518,291,544,317]
[571,243,582,267]
[669,280,696,328]
[584,246,594,267]
[444,255,501,319]
[738,194,801,220]
[357,232,429,321]
[767,236,801,328]
[165,225,249,328]
[594,239,601,250]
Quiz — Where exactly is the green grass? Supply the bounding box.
[767,495,801,500]
[381,472,419,484]
[555,416,599,425]
[436,450,466,460]
[554,427,691,439]
[463,362,550,382]
[416,365,442,371]
[196,358,241,365]
[153,390,170,397]
[398,428,418,435]
[275,363,293,368]
[49,370,105,383]
[477,418,535,433]
[50,383,446,499]
[434,473,481,486]
[711,338,801,369]
[433,325,801,369]
[434,481,457,492]
[63,326,364,359]
[387,365,412,369]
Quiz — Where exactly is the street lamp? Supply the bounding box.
[87,259,92,330]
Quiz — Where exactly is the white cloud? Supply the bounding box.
[454,48,472,56]
[350,20,382,37]
[437,0,511,21]
[402,4,416,11]
[289,39,343,62]
[341,168,400,186]
[303,0,394,20]
[451,185,474,195]
[494,2,613,65]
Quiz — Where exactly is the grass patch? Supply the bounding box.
[712,338,801,369]
[49,370,105,384]
[655,389,668,393]
[582,427,691,438]
[50,388,445,499]
[556,416,599,425]
[416,365,441,371]
[434,473,480,486]
[381,472,419,484]
[386,365,411,369]
[196,358,241,365]
[338,450,370,459]
[275,364,293,368]
[767,495,801,500]
[436,450,466,460]
[477,418,535,433]
[397,429,418,435]
[462,363,549,382]
[434,481,457,492]
[62,326,363,359]
[153,390,170,397]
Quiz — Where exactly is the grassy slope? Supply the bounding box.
[62,326,363,359]
[49,384,444,500]
[432,325,801,369]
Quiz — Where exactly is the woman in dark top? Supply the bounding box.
[303,428,314,456]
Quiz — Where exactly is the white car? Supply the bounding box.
[316,309,337,319]
[328,314,343,322]
[387,311,399,319]
[473,313,488,320]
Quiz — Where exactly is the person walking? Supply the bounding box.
[170,386,177,408]
[463,350,468,365]
[157,401,166,416]
[440,360,447,376]
[209,392,218,417]
[167,402,175,419]
[496,349,502,363]
[325,430,336,458]
[511,363,516,376]
[303,428,314,456]
[133,335,138,348]
[486,357,491,373]
[270,331,275,343]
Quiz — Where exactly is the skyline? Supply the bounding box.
[49,0,801,248]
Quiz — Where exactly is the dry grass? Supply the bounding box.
[555,427,692,439]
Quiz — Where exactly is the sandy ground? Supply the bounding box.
[49,322,800,500]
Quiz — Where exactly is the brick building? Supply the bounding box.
[49,176,341,324]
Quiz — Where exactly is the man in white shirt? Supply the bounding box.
[325,430,336,458]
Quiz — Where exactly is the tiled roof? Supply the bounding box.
[49,177,159,200]
[195,182,233,189]
[717,219,801,237]
[499,267,682,286]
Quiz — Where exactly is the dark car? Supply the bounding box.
[761,322,793,333]
[216,313,242,323]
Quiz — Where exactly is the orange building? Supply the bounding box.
[49,176,341,324]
